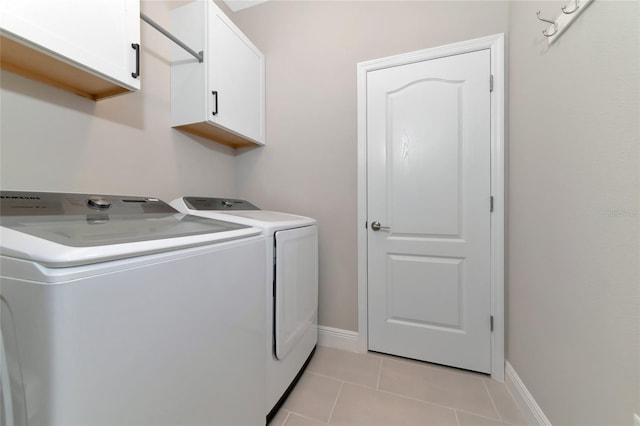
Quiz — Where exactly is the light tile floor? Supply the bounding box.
[269,346,527,426]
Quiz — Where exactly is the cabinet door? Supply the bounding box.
[0,0,140,92]
[207,4,265,145]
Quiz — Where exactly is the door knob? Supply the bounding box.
[370,221,390,231]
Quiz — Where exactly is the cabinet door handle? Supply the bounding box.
[131,43,140,78]
[212,91,218,115]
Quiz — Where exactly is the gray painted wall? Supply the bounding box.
[1,1,638,424]
[228,0,510,332]
[1,1,237,200]
[507,1,639,424]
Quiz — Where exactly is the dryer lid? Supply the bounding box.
[172,196,317,235]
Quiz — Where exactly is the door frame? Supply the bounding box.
[356,33,506,381]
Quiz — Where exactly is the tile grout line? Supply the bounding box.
[309,349,507,423]
[482,378,503,422]
[502,376,528,415]
[367,382,506,423]
[285,411,330,425]
[375,353,488,381]
[454,409,461,426]
[280,410,292,426]
[326,381,345,424]
[305,371,378,391]
[455,408,524,425]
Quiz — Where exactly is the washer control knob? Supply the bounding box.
[87,197,111,209]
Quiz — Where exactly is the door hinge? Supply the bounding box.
[490,196,494,212]
[490,74,494,92]
[490,315,494,332]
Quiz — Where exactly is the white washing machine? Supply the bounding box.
[170,197,318,421]
[0,191,267,426]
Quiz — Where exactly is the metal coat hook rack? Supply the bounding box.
[536,0,595,45]
[140,12,203,63]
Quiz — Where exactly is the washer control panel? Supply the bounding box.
[0,192,175,216]
[88,196,112,209]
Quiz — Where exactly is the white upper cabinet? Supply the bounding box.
[171,0,265,148]
[0,0,141,100]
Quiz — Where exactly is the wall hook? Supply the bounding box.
[562,0,579,14]
[536,11,558,37]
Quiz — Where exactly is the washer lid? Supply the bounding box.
[0,191,260,267]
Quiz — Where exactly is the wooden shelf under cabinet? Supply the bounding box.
[0,36,132,100]
[174,123,262,149]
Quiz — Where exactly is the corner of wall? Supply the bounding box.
[505,362,551,426]
[317,326,361,353]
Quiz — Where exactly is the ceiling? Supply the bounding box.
[223,0,270,12]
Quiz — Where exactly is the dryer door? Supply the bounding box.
[274,225,318,360]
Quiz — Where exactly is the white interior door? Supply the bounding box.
[367,49,492,373]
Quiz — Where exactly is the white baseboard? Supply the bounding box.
[505,361,552,426]
[317,326,360,353]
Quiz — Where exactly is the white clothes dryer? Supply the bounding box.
[0,191,267,426]
[170,197,318,422]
